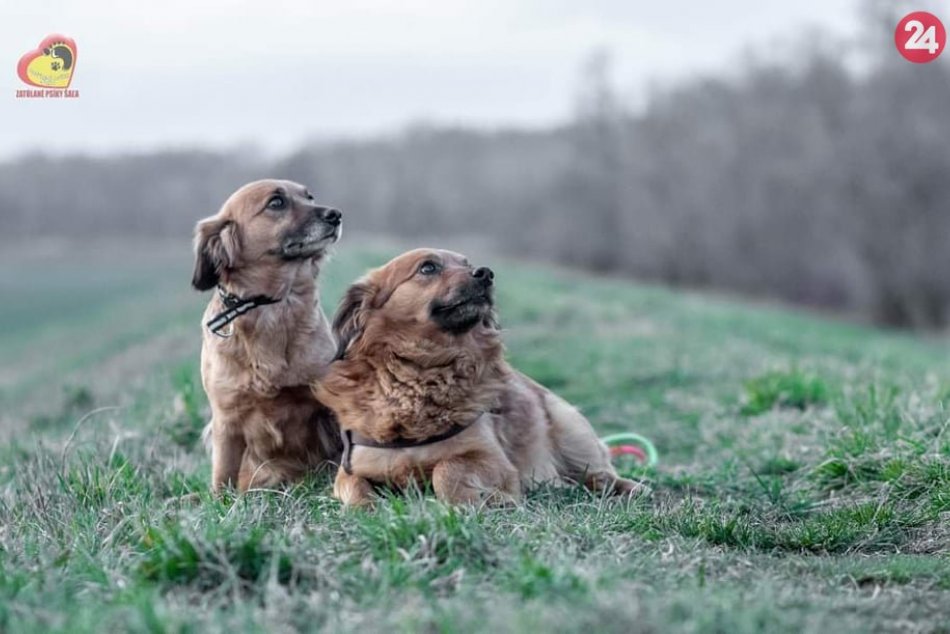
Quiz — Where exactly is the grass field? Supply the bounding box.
[1,242,949,633]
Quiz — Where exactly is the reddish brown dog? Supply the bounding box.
[192,179,342,491]
[314,248,644,505]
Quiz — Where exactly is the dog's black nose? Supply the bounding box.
[322,208,342,226]
[473,267,494,285]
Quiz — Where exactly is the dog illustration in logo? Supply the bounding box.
[17,35,78,89]
[45,43,73,72]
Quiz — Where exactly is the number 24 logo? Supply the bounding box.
[895,12,945,63]
[904,19,940,54]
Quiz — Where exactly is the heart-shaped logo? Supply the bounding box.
[17,34,77,89]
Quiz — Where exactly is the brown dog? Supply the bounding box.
[192,179,342,491]
[314,248,644,506]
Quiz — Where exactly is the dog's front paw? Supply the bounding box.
[613,477,651,498]
[334,470,376,508]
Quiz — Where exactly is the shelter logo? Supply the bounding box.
[16,34,79,98]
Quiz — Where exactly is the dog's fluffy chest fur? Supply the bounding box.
[320,340,505,444]
[373,351,498,439]
[200,284,341,487]
[204,293,332,397]
[200,288,336,456]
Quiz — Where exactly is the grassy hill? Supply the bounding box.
[1,243,949,633]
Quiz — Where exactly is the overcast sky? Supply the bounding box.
[2,1,875,158]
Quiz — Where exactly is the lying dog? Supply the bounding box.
[315,248,644,505]
[192,179,342,491]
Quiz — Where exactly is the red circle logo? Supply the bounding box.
[895,12,945,63]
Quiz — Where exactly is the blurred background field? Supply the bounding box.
[2,1,950,328]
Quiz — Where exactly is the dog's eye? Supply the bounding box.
[418,261,441,276]
[267,195,286,210]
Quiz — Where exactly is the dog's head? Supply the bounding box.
[333,249,497,359]
[191,179,342,291]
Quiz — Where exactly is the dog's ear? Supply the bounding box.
[332,280,376,359]
[191,217,241,291]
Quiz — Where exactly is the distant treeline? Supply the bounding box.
[3,39,950,327]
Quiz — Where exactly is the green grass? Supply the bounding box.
[1,241,950,633]
[739,369,832,416]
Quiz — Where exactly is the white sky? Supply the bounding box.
[0,0,892,158]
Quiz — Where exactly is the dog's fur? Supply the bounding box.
[314,248,644,505]
[192,179,342,491]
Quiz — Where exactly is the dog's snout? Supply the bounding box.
[318,207,343,226]
[473,266,494,285]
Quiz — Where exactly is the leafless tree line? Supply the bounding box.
[2,9,948,327]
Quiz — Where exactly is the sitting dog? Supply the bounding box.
[192,179,342,491]
[314,248,644,505]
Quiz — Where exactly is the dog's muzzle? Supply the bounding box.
[281,217,342,259]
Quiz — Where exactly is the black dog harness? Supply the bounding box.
[340,417,482,475]
[206,286,280,337]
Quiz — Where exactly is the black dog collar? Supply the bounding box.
[206,286,280,337]
[340,416,483,475]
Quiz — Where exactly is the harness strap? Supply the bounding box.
[341,419,476,475]
[206,286,280,337]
